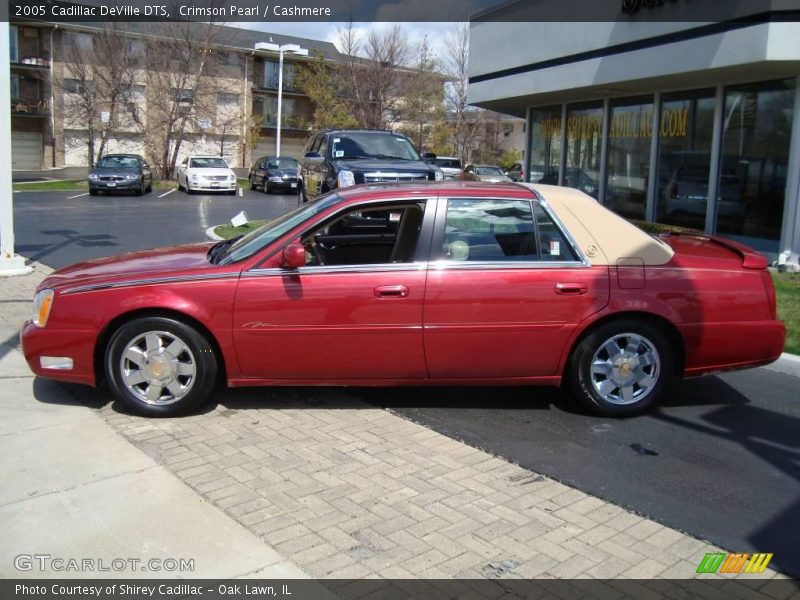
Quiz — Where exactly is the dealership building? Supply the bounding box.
[468,7,800,267]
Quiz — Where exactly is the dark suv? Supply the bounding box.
[297,130,443,203]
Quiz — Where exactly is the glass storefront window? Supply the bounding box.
[605,97,653,220]
[655,89,716,230]
[565,102,602,198]
[528,106,562,184]
[717,79,795,253]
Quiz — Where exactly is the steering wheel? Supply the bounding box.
[310,236,325,266]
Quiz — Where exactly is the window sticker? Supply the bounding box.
[333,138,340,143]
[550,240,560,255]
[335,151,344,158]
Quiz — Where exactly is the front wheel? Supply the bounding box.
[566,320,672,417]
[105,317,218,417]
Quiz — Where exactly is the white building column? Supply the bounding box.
[778,76,800,272]
[0,20,33,276]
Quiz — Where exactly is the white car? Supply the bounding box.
[176,156,238,194]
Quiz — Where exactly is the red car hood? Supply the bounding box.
[41,242,218,291]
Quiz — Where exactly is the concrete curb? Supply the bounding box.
[764,353,800,378]
[205,226,224,241]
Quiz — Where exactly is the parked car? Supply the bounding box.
[463,164,513,183]
[430,156,463,180]
[297,129,443,203]
[176,156,237,195]
[88,154,152,196]
[21,182,784,418]
[662,165,746,219]
[248,156,299,194]
[505,162,525,182]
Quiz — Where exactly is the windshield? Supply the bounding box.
[330,133,420,161]
[218,193,342,265]
[96,156,140,169]
[266,157,299,170]
[476,166,504,176]
[190,157,228,169]
[434,159,461,169]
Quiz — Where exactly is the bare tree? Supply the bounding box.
[57,22,141,166]
[338,23,413,129]
[442,23,483,165]
[398,36,446,152]
[138,18,238,178]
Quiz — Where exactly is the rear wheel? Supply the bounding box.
[566,319,672,417]
[105,317,218,417]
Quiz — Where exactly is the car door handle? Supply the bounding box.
[555,282,587,295]
[374,285,409,298]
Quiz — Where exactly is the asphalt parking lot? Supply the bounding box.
[9,187,800,577]
[12,186,298,269]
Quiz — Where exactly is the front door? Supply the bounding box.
[423,197,609,379]
[233,200,432,380]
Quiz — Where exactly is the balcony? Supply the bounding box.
[259,115,309,131]
[254,77,305,95]
[11,98,50,117]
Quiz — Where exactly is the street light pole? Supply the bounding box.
[254,42,308,157]
[276,47,284,156]
[0,20,32,276]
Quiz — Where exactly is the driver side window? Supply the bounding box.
[300,203,426,267]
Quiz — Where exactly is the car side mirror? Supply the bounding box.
[280,243,306,269]
[421,152,437,163]
[304,151,322,160]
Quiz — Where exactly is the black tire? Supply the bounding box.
[135,180,144,196]
[249,176,256,191]
[298,184,307,204]
[263,179,270,194]
[89,188,98,196]
[105,316,218,417]
[146,181,153,193]
[566,319,672,417]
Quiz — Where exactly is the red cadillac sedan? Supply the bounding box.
[21,182,785,417]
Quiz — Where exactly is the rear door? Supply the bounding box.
[423,196,609,379]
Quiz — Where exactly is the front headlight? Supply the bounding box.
[230,174,236,181]
[337,170,356,188]
[88,174,99,180]
[32,289,54,328]
[434,169,444,182]
[125,174,138,180]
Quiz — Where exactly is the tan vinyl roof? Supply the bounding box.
[523,183,675,266]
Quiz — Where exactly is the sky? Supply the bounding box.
[234,21,460,61]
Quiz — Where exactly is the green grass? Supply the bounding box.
[237,178,250,188]
[772,272,800,355]
[13,179,173,192]
[214,219,268,239]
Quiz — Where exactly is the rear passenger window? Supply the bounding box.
[534,203,578,261]
[442,199,537,262]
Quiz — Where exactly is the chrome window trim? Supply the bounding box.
[535,196,590,266]
[61,272,237,295]
[429,260,588,271]
[244,262,429,277]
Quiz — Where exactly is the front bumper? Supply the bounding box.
[190,181,237,191]
[90,179,140,191]
[20,321,98,386]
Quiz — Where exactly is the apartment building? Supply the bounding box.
[9,20,344,173]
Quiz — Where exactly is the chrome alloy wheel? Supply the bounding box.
[589,332,661,405]
[119,330,197,405]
